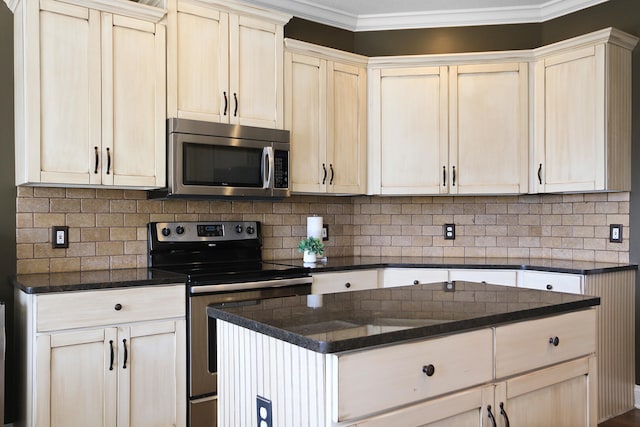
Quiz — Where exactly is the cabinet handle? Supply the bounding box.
[122,338,128,369]
[329,164,334,185]
[442,166,446,186]
[487,405,497,427]
[223,91,228,116]
[452,165,456,186]
[94,146,99,174]
[413,280,419,285]
[233,92,238,117]
[500,402,510,427]
[538,163,543,184]
[422,364,435,377]
[549,336,560,347]
[106,147,111,175]
[322,163,327,185]
[546,284,553,290]
[114,303,122,311]
[109,340,114,371]
[344,282,351,288]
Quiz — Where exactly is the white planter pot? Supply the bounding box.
[303,251,317,263]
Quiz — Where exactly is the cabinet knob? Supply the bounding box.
[549,336,560,347]
[344,282,351,288]
[114,303,122,311]
[413,280,419,285]
[422,364,435,377]
[546,284,553,290]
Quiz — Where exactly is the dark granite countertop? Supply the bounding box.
[11,268,187,294]
[207,281,600,354]
[274,256,637,275]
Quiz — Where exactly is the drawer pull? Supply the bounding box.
[549,336,560,347]
[500,402,510,427]
[345,282,351,288]
[422,364,435,377]
[123,339,128,369]
[413,280,419,285]
[487,405,497,427]
[114,303,122,311]
[109,340,114,371]
[546,284,553,290]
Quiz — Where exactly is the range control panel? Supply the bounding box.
[153,221,259,242]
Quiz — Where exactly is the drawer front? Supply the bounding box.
[495,309,596,378]
[312,270,378,294]
[36,285,185,332]
[336,329,493,421]
[519,271,583,294]
[449,269,517,286]
[382,268,448,288]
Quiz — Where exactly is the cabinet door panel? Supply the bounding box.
[379,67,448,194]
[450,63,528,194]
[37,1,100,185]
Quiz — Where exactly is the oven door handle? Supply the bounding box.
[190,277,312,294]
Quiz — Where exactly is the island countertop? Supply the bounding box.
[207,281,600,354]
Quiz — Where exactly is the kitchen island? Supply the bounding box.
[208,281,600,427]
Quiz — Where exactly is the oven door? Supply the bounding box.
[188,278,311,427]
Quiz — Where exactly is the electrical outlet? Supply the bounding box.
[443,281,455,292]
[322,224,329,241]
[256,396,272,427]
[52,226,69,249]
[610,224,623,243]
[444,224,455,240]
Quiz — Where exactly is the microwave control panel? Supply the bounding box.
[273,150,289,189]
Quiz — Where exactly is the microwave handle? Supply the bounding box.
[262,147,274,189]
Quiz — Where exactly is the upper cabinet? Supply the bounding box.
[532,28,638,193]
[368,58,529,195]
[12,0,167,188]
[285,40,368,194]
[167,0,290,129]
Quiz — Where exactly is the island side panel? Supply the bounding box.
[217,319,327,427]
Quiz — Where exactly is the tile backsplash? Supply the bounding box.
[16,187,630,274]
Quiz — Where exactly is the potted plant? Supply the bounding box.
[297,236,324,263]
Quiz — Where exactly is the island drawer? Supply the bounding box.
[381,268,448,288]
[495,309,596,378]
[335,328,493,421]
[36,285,185,332]
[312,270,378,294]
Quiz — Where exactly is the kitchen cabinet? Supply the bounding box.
[518,270,583,294]
[167,0,290,129]
[285,40,368,194]
[368,59,528,195]
[532,28,638,193]
[311,269,378,294]
[11,0,166,188]
[17,285,186,427]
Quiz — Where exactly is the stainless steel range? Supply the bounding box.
[148,221,311,427]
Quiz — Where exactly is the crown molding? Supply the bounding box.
[245,0,609,31]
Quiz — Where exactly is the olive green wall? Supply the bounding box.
[287,0,640,386]
[0,0,17,423]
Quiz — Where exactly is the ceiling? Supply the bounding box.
[244,0,609,31]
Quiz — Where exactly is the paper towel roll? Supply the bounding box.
[307,216,323,239]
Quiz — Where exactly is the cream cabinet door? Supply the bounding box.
[35,328,118,427]
[449,63,528,194]
[21,0,101,186]
[285,52,327,193]
[327,61,367,194]
[229,14,284,129]
[167,0,229,123]
[370,66,448,195]
[102,14,166,188]
[117,320,186,427]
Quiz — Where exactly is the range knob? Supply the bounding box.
[161,227,171,237]
[235,225,243,233]
[246,225,255,235]
[176,226,185,235]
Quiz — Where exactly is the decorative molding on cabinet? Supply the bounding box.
[194,0,291,25]
[285,38,368,67]
[50,0,167,21]
[533,27,639,58]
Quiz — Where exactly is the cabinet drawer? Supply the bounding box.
[311,270,378,294]
[382,268,448,288]
[519,271,583,294]
[335,329,493,421]
[495,309,596,378]
[449,269,517,286]
[36,285,185,332]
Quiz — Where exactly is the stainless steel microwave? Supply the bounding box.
[151,119,290,199]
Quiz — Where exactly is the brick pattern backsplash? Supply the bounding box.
[16,187,630,274]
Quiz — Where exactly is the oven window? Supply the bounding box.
[183,143,263,187]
